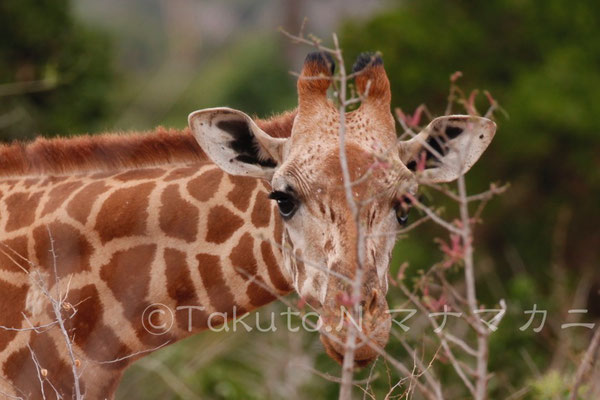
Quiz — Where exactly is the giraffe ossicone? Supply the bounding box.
[0,51,495,398]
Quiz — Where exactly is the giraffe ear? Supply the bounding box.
[188,107,288,180]
[398,115,496,183]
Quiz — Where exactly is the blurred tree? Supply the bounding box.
[341,0,600,394]
[0,0,114,140]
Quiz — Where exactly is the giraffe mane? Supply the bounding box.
[0,110,296,177]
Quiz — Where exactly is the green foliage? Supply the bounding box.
[0,0,114,140]
[162,35,297,129]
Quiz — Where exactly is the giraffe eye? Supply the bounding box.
[396,208,409,226]
[394,196,412,226]
[268,191,298,219]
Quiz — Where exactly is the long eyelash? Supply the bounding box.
[268,191,289,200]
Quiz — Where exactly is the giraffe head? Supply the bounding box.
[189,52,496,366]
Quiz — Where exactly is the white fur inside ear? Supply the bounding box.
[400,115,496,183]
[188,107,287,179]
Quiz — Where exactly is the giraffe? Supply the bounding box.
[0,52,496,399]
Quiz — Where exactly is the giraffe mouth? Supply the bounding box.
[320,333,379,368]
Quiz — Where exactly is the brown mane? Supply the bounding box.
[0,110,296,177]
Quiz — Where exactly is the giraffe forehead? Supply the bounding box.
[279,142,405,203]
[291,105,397,148]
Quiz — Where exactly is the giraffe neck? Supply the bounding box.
[0,161,292,398]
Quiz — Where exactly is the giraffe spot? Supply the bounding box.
[165,248,196,303]
[114,168,165,181]
[3,332,73,399]
[100,244,156,321]
[196,253,235,314]
[227,175,257,212]
[164,248,207,331]
[33,221,93,276]
[0,280,27,352]
[0,235,29,272]
[205,205,244,244]
[99,244,169,346]
[260,240,292,292]
[160,185,198,243]
[164,166,198,182]
[66,284,132,369]
[273,211,283,245]
[294,249,306,292]
[251,190,271,228]
[67,181,109,225]
[4,191,43,232]
[94,182,155,243]
[187,168,222,202]
[230,233,256,279]
[246,277,276,307]
[40,181,83,217]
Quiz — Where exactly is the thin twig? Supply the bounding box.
[570,325,600,400]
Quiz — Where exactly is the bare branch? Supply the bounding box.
[570,325,600,400]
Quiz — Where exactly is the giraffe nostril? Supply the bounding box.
[366,289,379,314]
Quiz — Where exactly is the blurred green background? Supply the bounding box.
[1,0,599,398]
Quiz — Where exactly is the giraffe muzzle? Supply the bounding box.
[318,290,392,367]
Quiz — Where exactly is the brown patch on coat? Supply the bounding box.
[251,190,271,228]
[100,244,156,320]
[196,253,235,314]
[260,240,292,292]
[0,235,29,272]
[229,233,256,279]
[94,182,155,243]
[165,248,197,304]
[33,221,93,276]
[3,191,43,231]
[160,185,198,243]
[40,181,84,216]
[246,277,276,307]
[66,181,109,225]
[294,249,306,292]
[99,244,168,346]
[0,280,28,352]
[273,212,283,245]
[3,334,73,398]
[66,284,132,369]
[187,168,222,202]
[164,248,207,331]
[227,175,257,212]
[205,205,244,244]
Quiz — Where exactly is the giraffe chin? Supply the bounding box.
[320,333,381,368]
[319,313,392,368]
